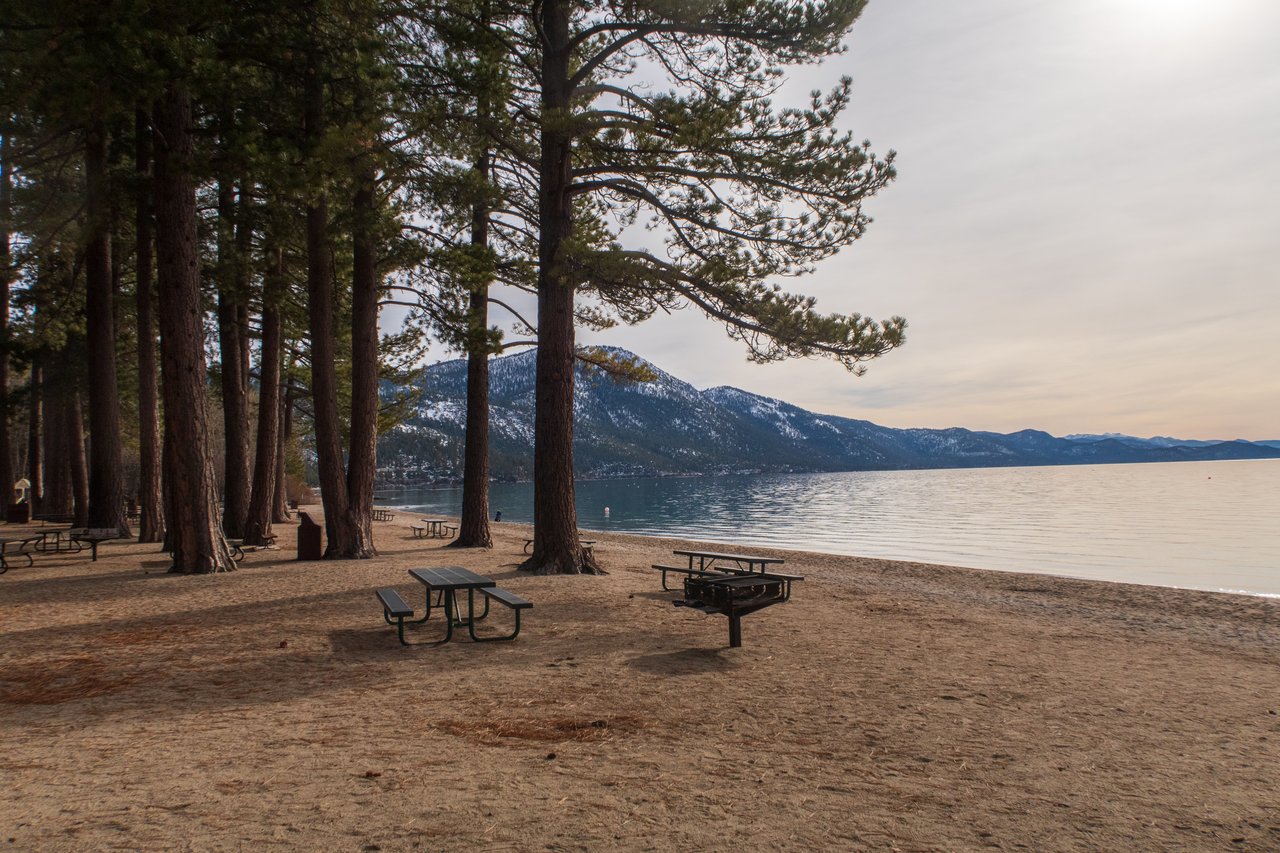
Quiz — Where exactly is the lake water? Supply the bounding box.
[377,459,1280,597]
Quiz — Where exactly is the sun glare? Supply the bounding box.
[1117,0,1242,37]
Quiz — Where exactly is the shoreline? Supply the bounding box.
[3,517,1278,849]
[374,458,1280,599]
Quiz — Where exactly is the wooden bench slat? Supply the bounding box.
[481,587,533,609]
[376,587,414,618]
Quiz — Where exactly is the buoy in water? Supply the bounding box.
[604,506,611,517]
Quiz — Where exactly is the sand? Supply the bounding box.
[1,513,1278,851]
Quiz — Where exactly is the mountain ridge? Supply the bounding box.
[376,347,1280,485]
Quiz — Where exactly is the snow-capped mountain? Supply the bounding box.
[376,348,1280,484]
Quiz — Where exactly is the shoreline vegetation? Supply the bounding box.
[3,516,1278,849]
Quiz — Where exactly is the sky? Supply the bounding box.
[401,0,1280,441]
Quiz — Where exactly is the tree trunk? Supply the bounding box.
[304,56,356,556]
[26,358,42,512]
[0,133,13,502]
[216,182,251,538]
[273,377,293,524]
[344,163,378,558]
[243,247,283,547]
[135,108,164,542]
[44,374,70,517]
[153,84,234,574]
[84,121,131,537]
[452,154,493,549]
[69,392,89,528]
[521,0,599,574]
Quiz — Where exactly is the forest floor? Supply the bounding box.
[2,511,1278,851]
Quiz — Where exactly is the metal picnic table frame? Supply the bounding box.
[408,566,496,643]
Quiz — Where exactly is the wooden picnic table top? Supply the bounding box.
[409,566,495,591]
[673,549,784,565]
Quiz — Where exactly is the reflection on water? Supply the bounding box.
[378,459,1280,596]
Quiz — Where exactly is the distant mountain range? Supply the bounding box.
[376,348,1280,485]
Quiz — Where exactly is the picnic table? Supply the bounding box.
[69,528,120,562]
[31,527,82,554]
[0,536,41,572]
[672,549,786,574]
[412,518,456,539]
[408,567,494,643]
[371,508,396,522]
[374,567,533,645]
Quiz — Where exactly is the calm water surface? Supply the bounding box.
[378,459,1280,597]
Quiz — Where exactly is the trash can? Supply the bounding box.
[297,511,323,560]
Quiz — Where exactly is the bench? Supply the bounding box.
[69,528,120,562]
[441,523,458,538]
[651,563,723,592]
[524,538,595,555]
[0,536,42,573]
[468,587,533,642]
[377,587,417,646]
[410,525,427,538]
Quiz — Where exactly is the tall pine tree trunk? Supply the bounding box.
[216,182,251,538]
[304,56,355,556]
[69,392,89,528]
[344,163,378,558]
[153,85,234,574]
[44,375,70,517]
[522,0,598,574]
[452,154,493,549]
[26,358,42,512]
[135,108,164,542]
[84,121,130,536]
[243,247,283,547]
[273,378,293,524]
[0,133,13,503]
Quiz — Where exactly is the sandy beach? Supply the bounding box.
[2,514,1278,851]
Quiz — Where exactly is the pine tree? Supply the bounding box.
[516,0,906,573]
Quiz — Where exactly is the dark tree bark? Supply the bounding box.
[216,182,251,538]
[273,377,293,524]
[43,375,70,517]
[451,155,493,549]
[153,85,234,574]
[68,392,89,528]
[304,57,356,556]
[0,134,13,501]
[520,0,599,574]
[243,247,283,547]
[84,121,131,536]
[26,358,42,512]
[135,108,164,542]
[344,163,378,558]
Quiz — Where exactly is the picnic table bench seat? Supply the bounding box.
[0,536,43,572]
[525,537,595,555]
[651,563,723,591]
[377,587,417,645]
[471,587,532,642]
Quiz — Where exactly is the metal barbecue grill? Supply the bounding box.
[674,572,794,648]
